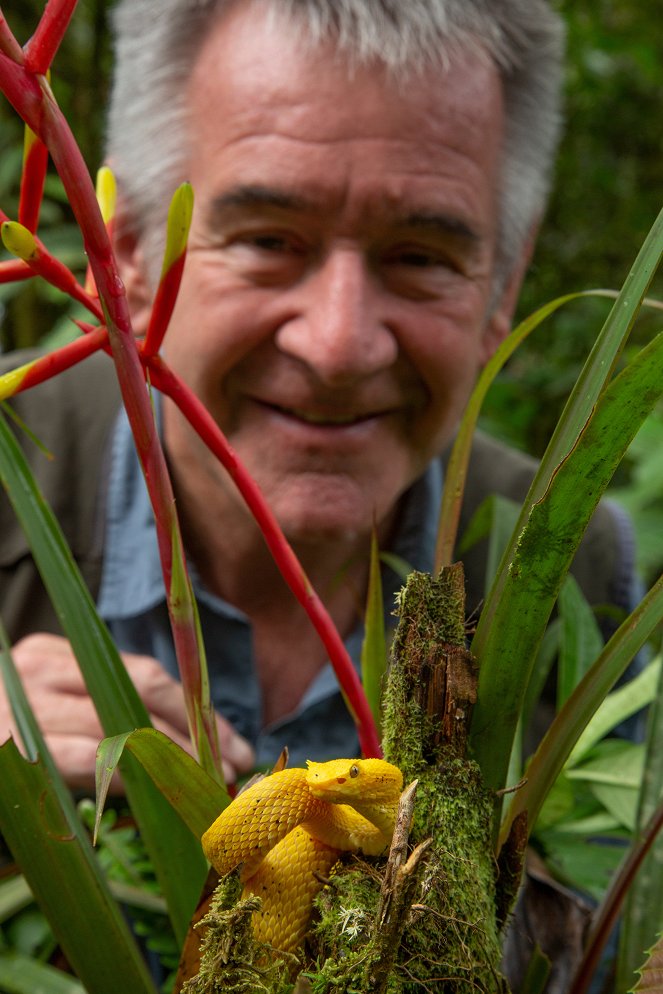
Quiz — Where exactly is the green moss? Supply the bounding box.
[181,876,296,994]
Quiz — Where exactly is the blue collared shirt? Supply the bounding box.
[97,404,442,768]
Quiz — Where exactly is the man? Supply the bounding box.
[0,0,634,792]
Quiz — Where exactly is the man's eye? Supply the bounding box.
[248,234,291,252]
[391,248,447,269]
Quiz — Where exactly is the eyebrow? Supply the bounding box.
[208,184,481,243]
[209,185,314,218]
[396,211,480,245]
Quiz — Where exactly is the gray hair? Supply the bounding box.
[106,0,565,298]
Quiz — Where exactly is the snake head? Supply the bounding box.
[305,757,403,804]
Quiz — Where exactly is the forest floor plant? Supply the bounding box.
[0,4,662,993]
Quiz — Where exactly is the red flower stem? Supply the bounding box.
[19,129,49,232]
[0,64,224,780]
[23,0,78,75]
[0,326,108,401]
[0,224,104,321]
[0,260,32,283]
[142,252,186,358]
[148,355,383,760]
[0,14,25,65]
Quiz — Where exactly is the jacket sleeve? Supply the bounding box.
[0,350,120,643]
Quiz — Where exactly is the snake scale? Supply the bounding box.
[202,757,403,952]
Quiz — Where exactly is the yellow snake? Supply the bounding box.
[202,757,403,952]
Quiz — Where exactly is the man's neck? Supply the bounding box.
[172,469,392,726]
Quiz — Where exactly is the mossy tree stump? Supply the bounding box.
[180,565,517,993]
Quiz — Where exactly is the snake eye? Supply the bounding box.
[350,764,359,778]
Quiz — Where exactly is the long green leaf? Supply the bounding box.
[0,413,206,941]
[0,629,156,992]
[499,575,663,849]
[618,650,663,991]
[569,654,662,764]
[96,728,228,842]
[471,327,663,807]
[360,530,388,736]
[472,209,663,643]
[557,574,606,708]
[0,740,155,994]
[435,290,602,572]
[0,952,85,994]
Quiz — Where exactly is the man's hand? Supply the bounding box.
[0,633,255,790]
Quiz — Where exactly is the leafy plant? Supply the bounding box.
[0,4,662,993]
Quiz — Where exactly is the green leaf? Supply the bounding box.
[473,327,663,809]
[519,945,552,994]
[538,829,626,902]
[500,574,663,851]
[435,289,610,572]
[619,654,663,990]
[96,728,228,842]
[0,412,206,942]
[0,952,85,994]
[471,209,663,805]
[589,783,639,832]
[557,574,605,707]
[630,933,663,994]
[360,530,387,736]
[569,654,661,764]
[0,876,33,924]
[0,741,156,994]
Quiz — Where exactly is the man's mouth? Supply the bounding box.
[265,401,380,427]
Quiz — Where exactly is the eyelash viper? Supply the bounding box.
[201,757,404,953]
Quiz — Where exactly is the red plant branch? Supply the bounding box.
[19,128,49,232]
[0,260,32,284]
[0,56,225,782]
[0,213,103,321]
[23,0,78,76]
[0,14,25,65]
[0,326,108,402]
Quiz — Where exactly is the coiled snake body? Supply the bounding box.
[202,757,403,952]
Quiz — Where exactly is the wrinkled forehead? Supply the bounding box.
[185,3,503,154]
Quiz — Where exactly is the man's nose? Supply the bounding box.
[274,248,398,385]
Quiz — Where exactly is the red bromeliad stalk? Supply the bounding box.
[0,325,109,402]
[0,14,25,64]
[23,0,77,76]
[19,127,48,233]
[0,260,32,284]
[0,50,224,782]
[1,215,104,321]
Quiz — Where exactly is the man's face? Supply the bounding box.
[138,5,519,546]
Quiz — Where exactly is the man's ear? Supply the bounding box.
[480,225,538,364]
[112,203,153,337]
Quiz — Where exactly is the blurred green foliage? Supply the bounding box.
[483,0,662,457]
[0,0,661,579]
